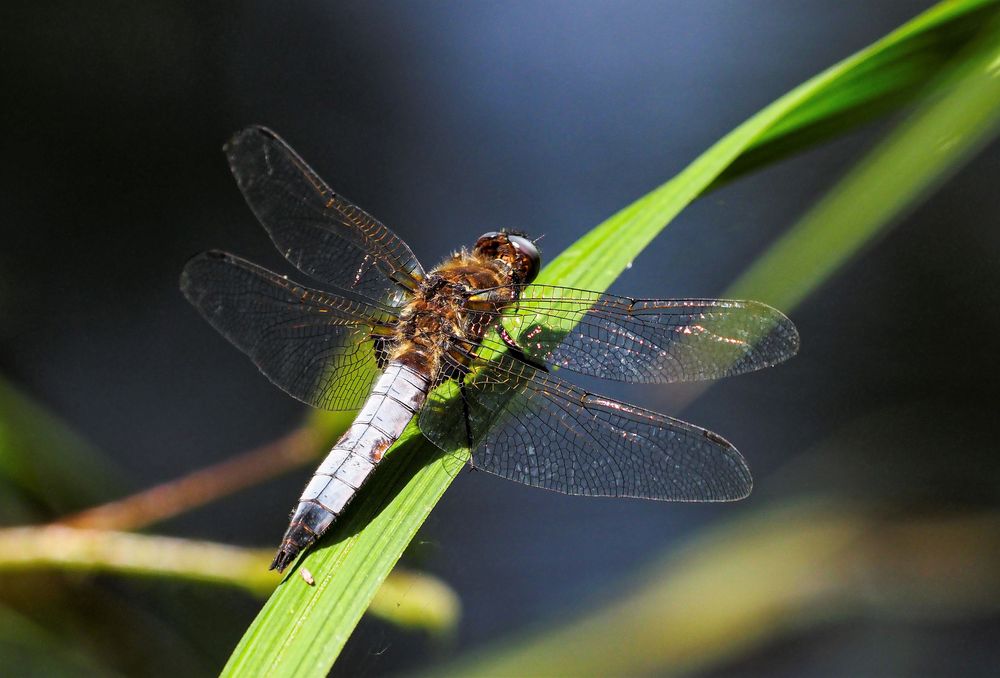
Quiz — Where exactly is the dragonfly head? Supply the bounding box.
[474,230,541,285]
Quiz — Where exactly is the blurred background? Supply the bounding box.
[2,1,999,675]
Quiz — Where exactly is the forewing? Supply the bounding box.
[419,344,751,501]
[181,251,396,411]
[224,126,424,306]
[486,285,799,383]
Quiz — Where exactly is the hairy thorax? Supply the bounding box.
[389,249,517,378]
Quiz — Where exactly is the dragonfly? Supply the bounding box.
[181,126,800,572]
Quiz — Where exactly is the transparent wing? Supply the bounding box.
[419,342,752,501]
[478,285,799,383]
[180,251,397,411]
[224,125,424,306]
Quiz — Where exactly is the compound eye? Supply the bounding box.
[475,231,502,247]
[507,234,541,283]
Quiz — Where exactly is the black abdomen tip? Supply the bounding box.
[270,544,300,573]
[269,499,339,573]
[269,517,320,573]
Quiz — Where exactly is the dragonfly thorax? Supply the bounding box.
[388,246,522,378]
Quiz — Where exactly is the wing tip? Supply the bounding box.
[223,124,278,154]
[179,250,236,303]
[223,125,286,189]
[768,302,801,343]
[728,445,754,501]
[732,464,754,501]
[770,305,802,360]
[786,317,802,357]
[180,248,228,274]
[197,249,228,262]
[744,300,802,368]
[702,429,753,502]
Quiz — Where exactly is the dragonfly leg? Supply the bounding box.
[459,378,474,453]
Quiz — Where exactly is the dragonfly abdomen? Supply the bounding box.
[270,361,429,572]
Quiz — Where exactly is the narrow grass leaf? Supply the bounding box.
[727,14,1000,308]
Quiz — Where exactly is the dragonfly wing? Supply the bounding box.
[224,126,424,307]
[483,285,799,383]
[181,251,396,411]
[418,344,751,501]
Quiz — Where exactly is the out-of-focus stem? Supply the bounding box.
[0,525,275,593]
[0,525,459,633]
[59,426,320,531]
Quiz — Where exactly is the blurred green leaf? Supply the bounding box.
[0,603,113,676]
[222,2,1000,676]
[728,8,1000,309]
[368,568,461,636]
[429,501,1000,677]
[710,0,1000,188]
[0,377,124,518]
